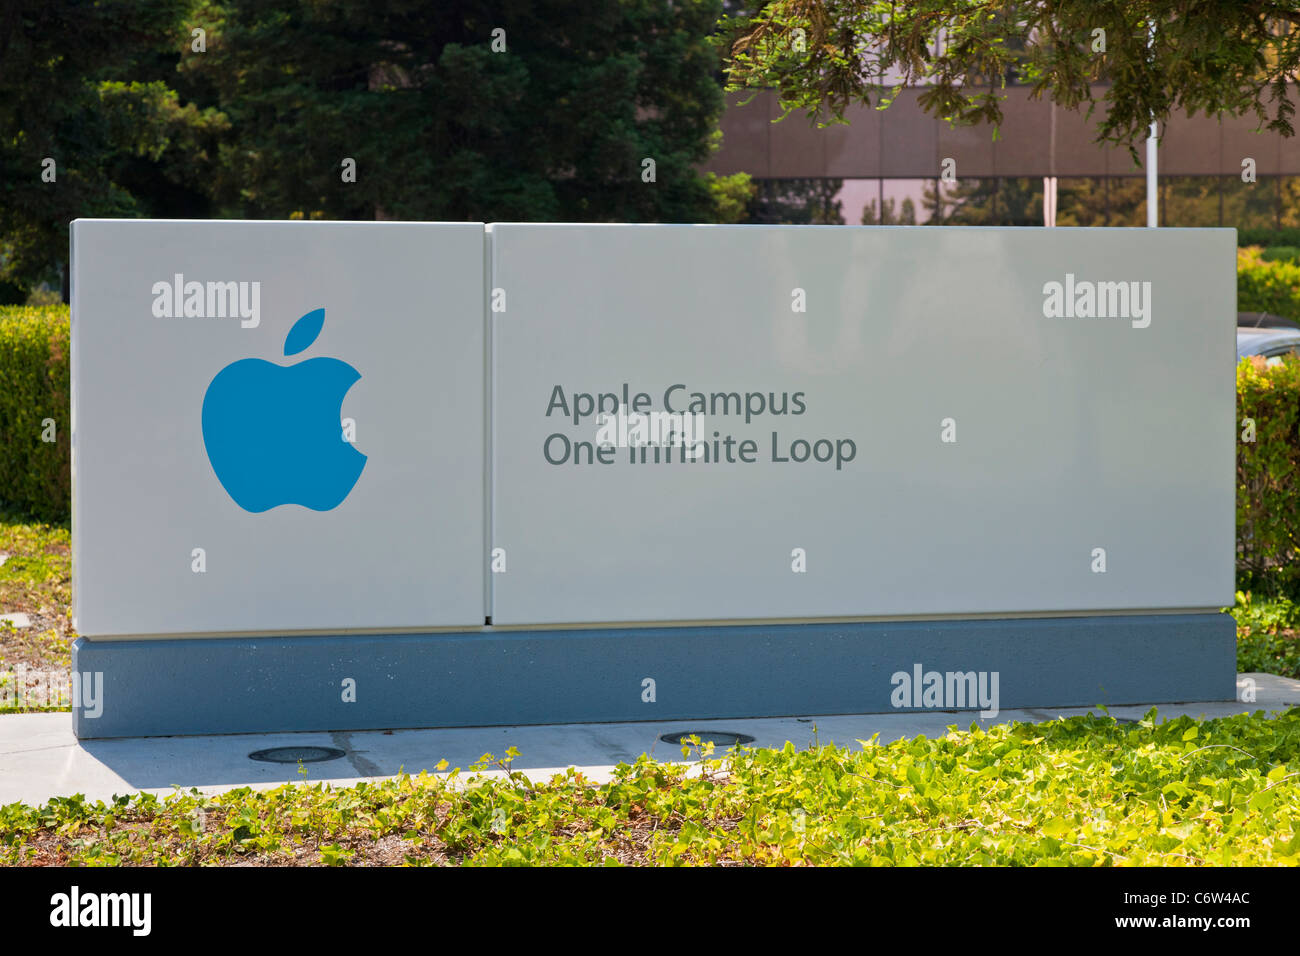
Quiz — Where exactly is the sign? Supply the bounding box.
[71,220,486,637]
[69,221,1238,739]
[489,224,1235,626]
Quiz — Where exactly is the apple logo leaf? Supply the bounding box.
[284,308,326,357]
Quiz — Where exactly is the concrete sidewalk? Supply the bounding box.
[2,673,1297,807]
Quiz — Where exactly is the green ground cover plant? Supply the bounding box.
[3,710,1298,865]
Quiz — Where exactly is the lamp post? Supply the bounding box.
[1147,21,1158,228]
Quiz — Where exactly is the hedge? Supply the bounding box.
[1238,227,1300,248]
[1237,353,1300,596]
[1260,245,1300,263]
[0,306,70,522]
[1237,246,1300,320]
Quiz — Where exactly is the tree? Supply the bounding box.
[718,2,1300,157]
[0,1,226,300]
[861,196,917,225]
[1054,176,1146,226]
[706,172,758,222]
[184,0,726,223]
[936,177,1044,225]
[747,177,845,223]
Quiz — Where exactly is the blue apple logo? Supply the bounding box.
[202,308,366,513]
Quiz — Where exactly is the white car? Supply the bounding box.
[1237,313,1300,364]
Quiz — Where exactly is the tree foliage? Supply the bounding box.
[861,195,916,224]
[183,0,725,223]
[0,1,226,295]
[1,1,730,296]
[748,177,845,222]
[719,1,1300,157]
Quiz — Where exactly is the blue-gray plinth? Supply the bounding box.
[70,613,1238,739]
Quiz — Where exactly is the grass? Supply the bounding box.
[0,509,73,711]
[3,710,1300,866]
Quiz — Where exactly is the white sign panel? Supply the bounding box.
[489,224,1235,626]
[72,220,486,637]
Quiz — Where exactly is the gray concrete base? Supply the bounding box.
[70,613,1237,739]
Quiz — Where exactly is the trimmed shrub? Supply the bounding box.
[1237,246,1300,320]
[1261,245,1300,263]
[1238,227,1300,248]
[0,306,70,522]
[0,281,28,306]
[1237,353,1300,597]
